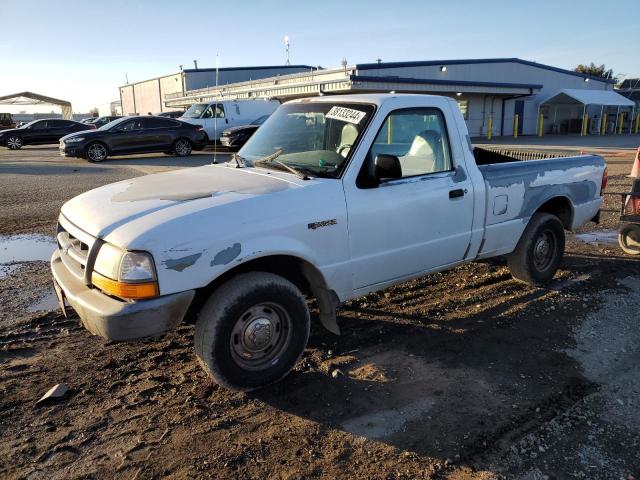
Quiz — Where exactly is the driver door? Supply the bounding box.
[344,107,474,290]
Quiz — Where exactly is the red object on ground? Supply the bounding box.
[630,147,640,178]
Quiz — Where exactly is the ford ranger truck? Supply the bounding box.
[51,94,607,391]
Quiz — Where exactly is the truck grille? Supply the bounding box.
[57,215,98,284]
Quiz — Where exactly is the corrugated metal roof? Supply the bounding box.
[355,58,616,85]
[351,75,542,90]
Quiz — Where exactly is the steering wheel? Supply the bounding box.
[337,144,353,157]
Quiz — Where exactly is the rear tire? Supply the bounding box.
[194,272,310,392]
[85,142,108,162]
[507,213,565,286]
[6,136,22,150]
[173,138,192,157]
[618,223,640,255]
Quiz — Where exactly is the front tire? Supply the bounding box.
[6,136,22,150]
[173,138,192,157]
[194,272,310,391]
[618,223,640,255]
[507,212,565,286]
[85,142,108,162]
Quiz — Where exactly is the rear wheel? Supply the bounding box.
[86,142,108,162]
[618,223,640,255]
[173,138,192,157]
[6,136,22,150]
[194,272,310,391]
[507,213,565,286]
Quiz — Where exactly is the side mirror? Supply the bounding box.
[374,154,402,180]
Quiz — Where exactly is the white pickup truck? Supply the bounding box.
[51,94,607,391]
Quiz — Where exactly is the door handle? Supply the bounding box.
[449,189,465,199]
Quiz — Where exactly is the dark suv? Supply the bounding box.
[0,119,93,149]
[59,116,207,162]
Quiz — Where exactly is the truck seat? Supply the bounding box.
[399,130,445,176]
[338,124,359,157]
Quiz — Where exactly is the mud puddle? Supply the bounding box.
[573,230,618,246]
[26,291,60,312]
[0,234,56,278]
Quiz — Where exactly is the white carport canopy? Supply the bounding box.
[539,88,635,135]
[0,91,73,120]
[540,88,635,107]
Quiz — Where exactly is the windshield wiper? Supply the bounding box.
[272,159,310,180]
[232,152,246,168]
[252,149,311,180]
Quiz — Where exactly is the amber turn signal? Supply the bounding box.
[91,272,159,300]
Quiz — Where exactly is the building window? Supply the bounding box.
[456,100,469,120]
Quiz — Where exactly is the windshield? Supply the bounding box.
[239,102,375,178]
[183,103,209,118]
[98,117,129,131]
[19,120,40,129]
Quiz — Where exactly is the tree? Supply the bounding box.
[574,63,616,81]
[89,107,99,117]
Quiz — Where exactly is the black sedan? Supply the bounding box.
[220,115,270,149]
[59,116,207,162]
[154,111,184,119]
[87,115,123,128]
[0,119,94,150]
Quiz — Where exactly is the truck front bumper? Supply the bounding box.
[51,250,195,341]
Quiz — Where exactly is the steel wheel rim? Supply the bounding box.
[533,229,556,271]
[230,302,292,371]
[7,137,21,149]
[88,144,106,161]
[176,140,190,156]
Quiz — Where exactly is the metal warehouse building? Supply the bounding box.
[163,58,635,137]
[119,65,315,116]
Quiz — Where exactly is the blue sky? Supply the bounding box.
[1,0,638,112]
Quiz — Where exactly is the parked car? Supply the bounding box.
[59,115,207,162]
[155,111,184,119]
[0,119,94,150]
[87,116,123,128]
[81,117,97,124]
[51,94,606,391]
[219,114,270,149]
[180,99,279,143]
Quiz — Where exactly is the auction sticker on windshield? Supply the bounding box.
[326,106,366,124]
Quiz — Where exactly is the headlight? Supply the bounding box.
[119,251,156,281]
[92,244,158,300]
[65,137,85,143]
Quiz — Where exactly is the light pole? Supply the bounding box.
[284,36,290,66]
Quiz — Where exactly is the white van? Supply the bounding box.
[180,100,280,143]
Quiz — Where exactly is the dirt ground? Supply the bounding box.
[1,146,639,480]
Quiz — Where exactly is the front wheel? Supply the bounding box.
[507,212,565,286]
[173,138,192,157]
[86,142,108,162]
[194,272,310,391]
[618,223,640,255]
[6,136,23,150]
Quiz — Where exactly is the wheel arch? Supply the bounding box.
[187,254,341,334]
[534,196,573,230]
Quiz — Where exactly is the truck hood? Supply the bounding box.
[61,164,304,241]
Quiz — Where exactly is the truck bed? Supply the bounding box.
[473,146,579,165]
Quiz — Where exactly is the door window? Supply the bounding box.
[31,121,48,130]
[119,119,144,131]
[202,104,225,119]
[369,108,452,178]
[143,117,174,129]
